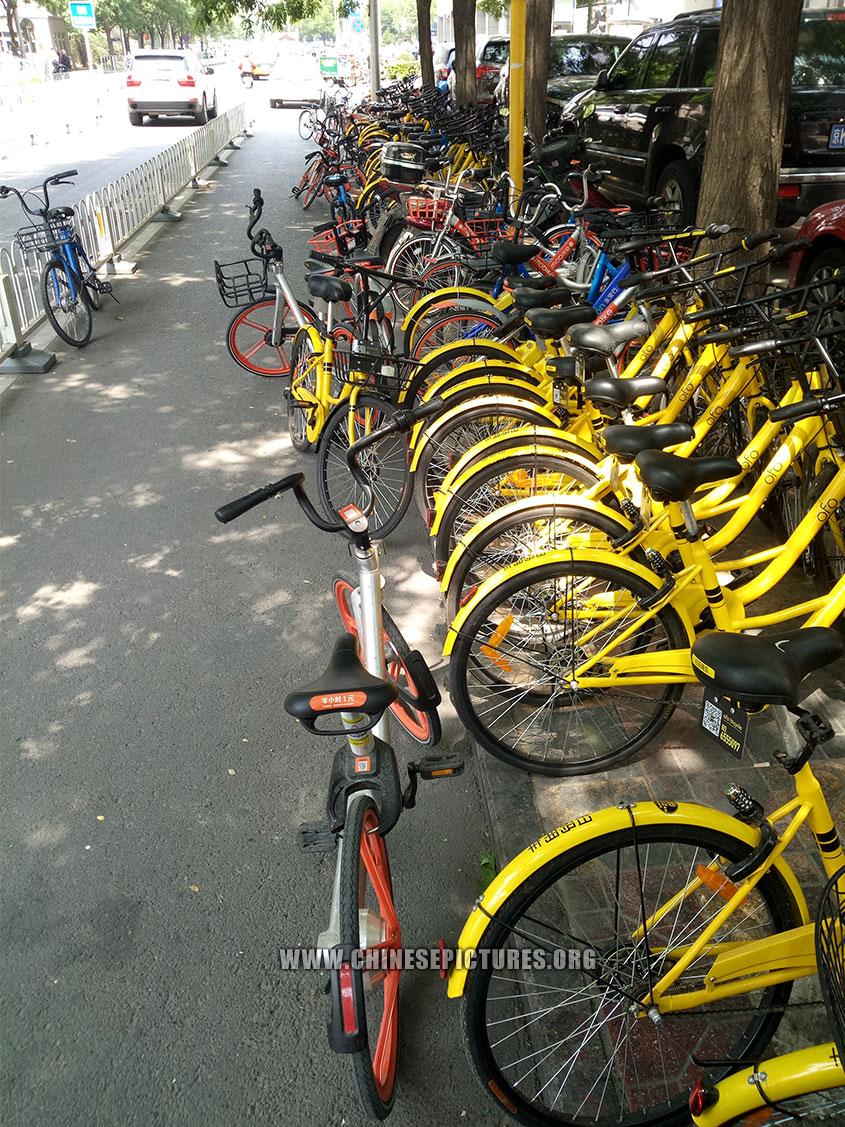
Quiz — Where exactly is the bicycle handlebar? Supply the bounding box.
[215,397,446,535]
[770,390,845,423]
[0,169,78,215]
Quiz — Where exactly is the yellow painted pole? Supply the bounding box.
[508,0,526,201]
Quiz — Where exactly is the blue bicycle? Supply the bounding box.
[1,169,112,347]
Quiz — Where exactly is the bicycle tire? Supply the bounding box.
[227,300,318,378]
[82,271,102,311]
[442,493,630,624]
[316,394,413,538]
[449,556,689,774]
[339,792,400,1120]
[462,820,799,1126]
[413,399,558,519]
[409,309,509,361]
[298,107,317,139]
[299,157,324,211]
[397,340,524,405]
[386,233,463,314]
[40,258,92,347]
[433,450,603,572]
[288,327,322,451]
[333,578,441,747]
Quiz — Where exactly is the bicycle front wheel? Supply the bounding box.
[227,299,316,378]
[340,792,400,1120]
[288,327,322,451]
[298,107,318,139]
[450,557,689,774]
[462,820,799,1127]
[317,394,413,538]
[334,578,441,747]
[41,258,92,346]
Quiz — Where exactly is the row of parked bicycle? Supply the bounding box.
[214,79,845,1127]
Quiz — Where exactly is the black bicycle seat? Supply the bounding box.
[584,375,668,409]
[284,634,398,734]
[635,449,741,502]
[601,422,694,462]
[691,629,844,708]
[491,241,541,267]
[524,305,596,338]
[307,274,353,304]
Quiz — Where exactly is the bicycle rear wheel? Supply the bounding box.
[462,820,799,1126]
[227,299,317,378]
[288,327,322,451]
[339,792,400,1120]
[334,578,441,747]
[41,258,92,347]
[317,394,413,538]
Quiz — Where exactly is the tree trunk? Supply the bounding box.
[6,0,20,57]
[696,0,802,237]
[452,0,477,106]
[416,0,434,89]
[524,0,552,142]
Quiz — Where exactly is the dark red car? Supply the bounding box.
[788,199,845,288]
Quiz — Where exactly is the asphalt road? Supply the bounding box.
[1,103,495,1127]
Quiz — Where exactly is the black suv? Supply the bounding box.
[570,8,845,225]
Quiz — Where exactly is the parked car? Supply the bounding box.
[567,8,845,226]
[126,48,218,126]
[475,35,510,100]
[268,52,324,108]
[788,198,845,289]
[447,35,509,102]
[248,59,274,80]
[494,33,630,126]
[433,41,455,96]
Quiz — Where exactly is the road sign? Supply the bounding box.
[69,2,96,29]
[350,16,365,34]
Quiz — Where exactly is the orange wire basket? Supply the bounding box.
[405,196,451,230]
[308,216,369,257]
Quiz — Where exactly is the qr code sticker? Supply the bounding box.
[702,698,722,738]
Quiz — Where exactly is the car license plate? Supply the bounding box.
[830,124,845,149]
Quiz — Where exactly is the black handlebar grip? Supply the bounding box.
[741,228,778,251]
[0,186,8,197]
[769,398,825,423]
[215,472,305,523]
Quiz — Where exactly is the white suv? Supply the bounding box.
[126,49,218,126]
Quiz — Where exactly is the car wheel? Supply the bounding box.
[656,160,697,226]
[805,246,845,287]
[805,246,845,330]
[128,110,143,126]
[195,96,208,125]
[208,91,218,119]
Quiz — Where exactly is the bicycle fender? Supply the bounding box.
[401,288,504,332]
[446,801,809,999]
[424,359,539,399]
[442,546,697,655]
[440,494,632,593]
[409,395,561,469]
[430,446,603,535]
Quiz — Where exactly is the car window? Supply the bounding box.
[793,20,845,87]
[548,40,626,78]
[606,35,654,90]
[686,27,719,87]
[641,28,692,89]
[480,42,509,65]
[132,54,188,72]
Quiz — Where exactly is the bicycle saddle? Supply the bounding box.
[584,375,668,408]
[284,634,398,734]
[524,305,597,338]
[47,206,74,220]
[566,318,650,356]
[508,276,555,291]
[635,449,741,502]
[323,172,348,187]
[512,286,574,311]
[546,355,606,382]
[601,422,695,462]
[491,241,541,267]
[691,629,844,708]
[306,274,353,304]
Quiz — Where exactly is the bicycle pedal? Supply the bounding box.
[298,821,337,853]
[417,751,464,779]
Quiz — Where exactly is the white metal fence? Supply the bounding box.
[0,103,248,361]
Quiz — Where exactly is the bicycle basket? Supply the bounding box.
[307,217,368,258]
[816,865,845,1059]
[213,258,272,307]
[406,196,450,231]
[333,345,413,398]
[15,217,73,254]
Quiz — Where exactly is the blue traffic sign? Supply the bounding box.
[69,2,96,28]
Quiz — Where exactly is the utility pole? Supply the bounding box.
[369,0,380,95]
